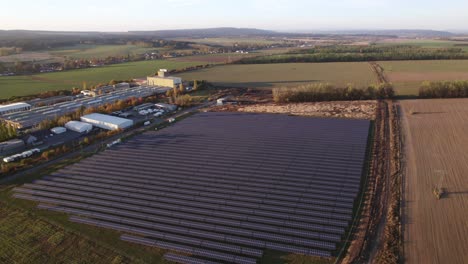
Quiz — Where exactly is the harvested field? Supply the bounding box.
[380,60,468,95]
[401,99,468,264]
[213,101,377,120]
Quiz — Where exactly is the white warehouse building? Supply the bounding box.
[0,102,31,115]
[65,121,93,133]
[80,113,133,131]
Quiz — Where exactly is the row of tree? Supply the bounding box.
[237,45,468,64]
[419,81,468,98]
[272,83,395,103]
[0,122,17,142]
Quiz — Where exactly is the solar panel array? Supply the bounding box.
[13,112,370,263]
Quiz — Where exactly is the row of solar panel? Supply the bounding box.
[36,175,354,216]
[164,252,220,264]
[131,130,368,147]
[108,144,366,165]
[15,187,345,238]
[85,216,331,259]
[37,202,337,251]
[48,170,353,213]
[87,153,365,181]
[28,196,336,244]
[45,173,356,216]
[66,209,332,258]
[15,194,342,251]
[88,152,362,176]
[38,176,353,224]
[29,179,347,234]
[60,165,360,203]
[68,160,362,191]
[135,128,368,143]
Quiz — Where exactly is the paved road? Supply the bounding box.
[0,102,214,185]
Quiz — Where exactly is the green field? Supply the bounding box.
[0,44,164,63]
[173,37,284,46]
[49,44,161,59]
[376,39,468,53]
[380,60,468,95]
[0,60,203,99]
[178,62,378,88]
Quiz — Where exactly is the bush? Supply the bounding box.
[272,83,395,103]
[174,94,194,107]
[419,81,468,98]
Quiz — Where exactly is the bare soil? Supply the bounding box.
[220,101,378,120]
[401,98,468,264]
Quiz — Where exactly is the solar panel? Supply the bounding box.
[14,112,370,260]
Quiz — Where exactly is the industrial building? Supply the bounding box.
[0,102,31,115]
[1,85,171,130]
[81,113,133,131]
[147,69,182,88]
[155,103,178,112]
[65,121,93,133]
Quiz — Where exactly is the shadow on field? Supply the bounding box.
[447,191,468,197]
[411,111,446,115]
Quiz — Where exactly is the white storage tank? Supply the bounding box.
[80,113,133,131]
[65,121,93,133]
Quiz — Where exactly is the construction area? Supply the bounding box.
[13,112,371,263]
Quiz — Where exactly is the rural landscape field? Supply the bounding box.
[380,60,468,95]
[0,60,202,99]
[2,1,468,263]
[178,62,378,88]
[401,99,468,264]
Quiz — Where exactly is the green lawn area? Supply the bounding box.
[0,60,203,99]
[380,60,468,95]
[178,62,378,88]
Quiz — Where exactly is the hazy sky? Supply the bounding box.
[1,0,467,32]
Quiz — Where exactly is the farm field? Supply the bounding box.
[168,52,254,64]
[0,60,202,99]
[379,60,468,95]
[401,99,468,264]
[0,44,161,63]
[178,62,378,88]
[376,38,468,51]
[172,37,284,46]
[49,44,160,59]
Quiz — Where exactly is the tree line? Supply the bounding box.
[0,122,17,142]
[237,45,468,64]
[419,81,468,98]
[273,83,395,103]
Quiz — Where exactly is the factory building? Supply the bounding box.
[147,69,182,88]
[0,102,31,115]
[81,113,133,131]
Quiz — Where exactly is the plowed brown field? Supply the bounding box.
[401,99,468,264]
